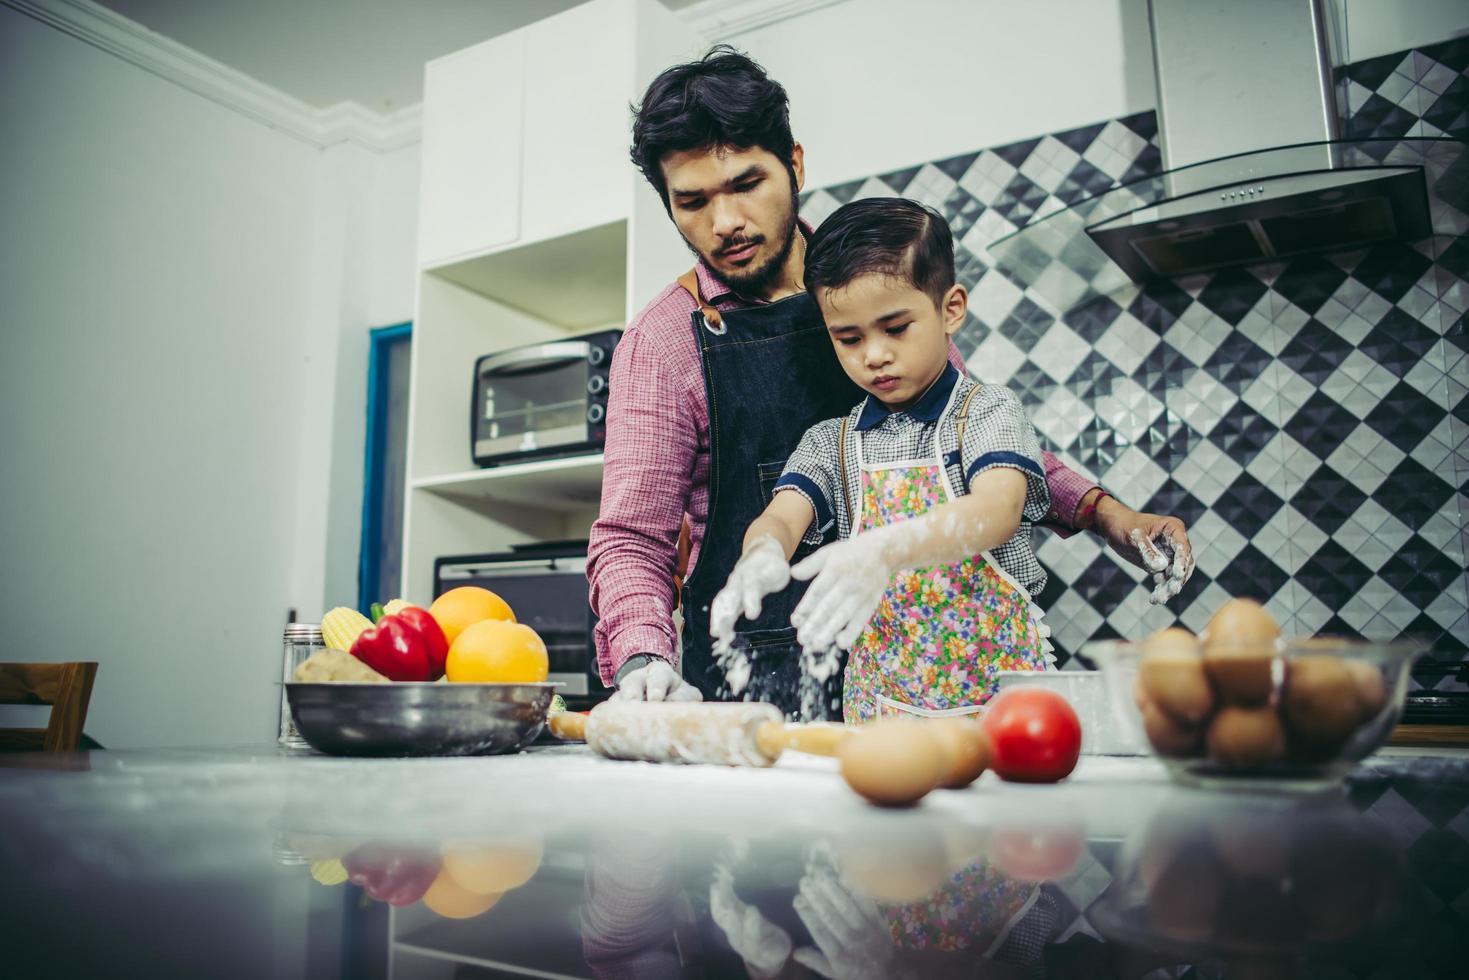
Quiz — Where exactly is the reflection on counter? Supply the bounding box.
[4,748,1468,979]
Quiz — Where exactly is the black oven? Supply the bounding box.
[433,541,609,710]
[471,329,621,468]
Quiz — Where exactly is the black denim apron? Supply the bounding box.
[677,271,863,719]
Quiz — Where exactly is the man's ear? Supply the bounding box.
[941,284,968,335]
[790,142,805,193]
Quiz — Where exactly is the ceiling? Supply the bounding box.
[94,0,612,113]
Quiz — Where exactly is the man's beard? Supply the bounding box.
[685,188,801,297]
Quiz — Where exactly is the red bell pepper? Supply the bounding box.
[342,842,441,906]
[350,606,449,681]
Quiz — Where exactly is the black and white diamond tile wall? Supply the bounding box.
[800,43,1469,685]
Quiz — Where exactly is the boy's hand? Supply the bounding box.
[789,531,898,654]
[709,536,792,647]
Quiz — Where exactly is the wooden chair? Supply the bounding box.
[0,662,98,752]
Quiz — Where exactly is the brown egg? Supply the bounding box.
[1149,845,1226,942]
[1206,705,1285,768]
[1203,600,1281,707]
[1204,650,1278,707]
[1205,598,1282,648]
[1210,815,1294,880]
[1283,654,1362,746]
[926,718,991,789]
[1345,658,1388,720]
[1139,628,1214,724]
[838,720,944,807]
[1140,692,1204,757]
[836,832,951,904]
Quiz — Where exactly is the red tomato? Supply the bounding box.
[982,687,1082,783]
[989,822,1087,881]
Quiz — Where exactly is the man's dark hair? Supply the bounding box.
[630,45,796,206]
[804,198,957,308]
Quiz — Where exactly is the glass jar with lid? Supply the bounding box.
[280,623,322,749]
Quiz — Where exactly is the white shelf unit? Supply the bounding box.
[399,0,702,604]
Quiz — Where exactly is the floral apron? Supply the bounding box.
[841,381,1053,723]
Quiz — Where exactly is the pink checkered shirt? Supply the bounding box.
[586,258,1101,685]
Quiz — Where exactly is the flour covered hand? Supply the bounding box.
[614,658,702,702]
[709,864,793,979]
[792,854,898,980]
[789,528,902,654]
[710,535,792,649]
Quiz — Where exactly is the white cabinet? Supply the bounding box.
[416,34,525,267]
[519,0,633,245]
[402,0,702,603]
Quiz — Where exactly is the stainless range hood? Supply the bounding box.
[987,0,1453,306]
[1087,0,1430,280]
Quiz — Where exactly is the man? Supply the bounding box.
[587,46,1193,708]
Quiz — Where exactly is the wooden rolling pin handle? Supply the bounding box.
[548,711,588,741]
[754,721,850,760]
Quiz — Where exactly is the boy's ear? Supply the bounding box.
[790,142,805,193]
[941,284,968,336]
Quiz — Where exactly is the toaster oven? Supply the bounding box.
[434,541,609,710]
[471,329,621,467]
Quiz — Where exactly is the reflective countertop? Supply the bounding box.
[3,744,1467,979]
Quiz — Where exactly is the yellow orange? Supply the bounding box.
[441,837,544,894]
[446,620,548,683]
[429,586,515,646]
[421,868,503,919]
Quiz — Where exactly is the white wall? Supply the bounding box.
[732,0,1156,191]
[1334,0,1469,62]
[0,3,419,747]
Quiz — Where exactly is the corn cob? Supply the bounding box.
[382,598,413,617]
[310,859,348,886]
[321,606,373,651]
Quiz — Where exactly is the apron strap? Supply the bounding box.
[837,415,853,532]
[954,383,983,493]
[676,269,723,332]
[954,383,982,443]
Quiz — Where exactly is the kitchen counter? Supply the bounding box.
[2,744,1467,979]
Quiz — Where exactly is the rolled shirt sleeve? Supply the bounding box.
[586,314,694,683]
[959,385,1051,524]
[773,418,843,547]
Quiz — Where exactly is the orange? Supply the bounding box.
[429,586,515,646]
[445,619,548,683]
[420,868,503,919]
[441,836,544,894]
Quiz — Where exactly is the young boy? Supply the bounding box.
[710,198,1054,721]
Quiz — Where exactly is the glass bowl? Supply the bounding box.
[1084,637,1424,791]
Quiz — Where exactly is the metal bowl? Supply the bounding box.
[285,682,559,757]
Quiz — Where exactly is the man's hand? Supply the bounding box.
[613,658,703,702]
[709,536,792,649]
[789,529,898,654]
[1093,497,1195,604]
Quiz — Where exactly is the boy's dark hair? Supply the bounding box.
[630,45,796,207]
[804,198,956,308]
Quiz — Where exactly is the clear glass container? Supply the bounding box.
[280,623,323,750]
[1086,637,1425,792]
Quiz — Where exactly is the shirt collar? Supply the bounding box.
[695,220,815,306]
[855,363,960,432]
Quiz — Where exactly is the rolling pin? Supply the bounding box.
[547,701,850,767]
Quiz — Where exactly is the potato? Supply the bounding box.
[293,647,390,683]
